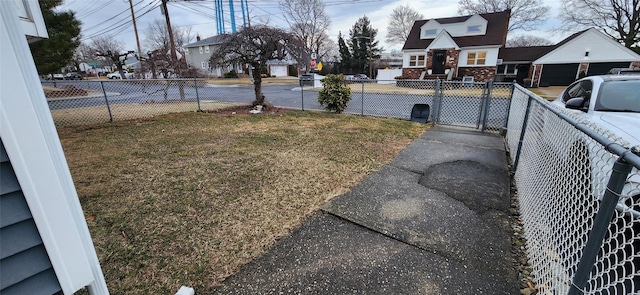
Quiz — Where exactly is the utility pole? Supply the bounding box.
[161,0,178,66]
[369,29,372,79]
[129,0,143,76]
[161,0,185,99]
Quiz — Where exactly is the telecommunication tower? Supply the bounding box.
[214,0,250,35]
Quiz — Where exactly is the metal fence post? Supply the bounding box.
[512,95,533,172]
[501,80,517,134]
[301,81,305,111]
[100,81,114,122]
[568,156,634,295]
[361,81,364,116]
[194,78,201,112]
[432,78,440,127]
[481,80,493,132]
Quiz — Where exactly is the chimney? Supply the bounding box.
[196,34,201,41]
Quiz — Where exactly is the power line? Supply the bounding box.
[81,1,161,41]
[82,0,147,33]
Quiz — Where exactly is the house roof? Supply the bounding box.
[498,46,554,62]
[402,10,510,50]
[498,28,639,64]
[184,35,225,48]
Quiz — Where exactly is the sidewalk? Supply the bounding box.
[212,126,518,294]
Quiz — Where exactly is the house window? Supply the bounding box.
[423,29,437,37]
[201,61,206,69]
[409,55,426,67]
[467,25,481,33]
[199,46,203,54]
[497,64,517,75]
[467,51,486,65]
[204,45,210,53]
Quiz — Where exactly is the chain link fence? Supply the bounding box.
[301,79,513,133]
[45,78,512,133]
[506,85,640,294]
[44,79,238,127]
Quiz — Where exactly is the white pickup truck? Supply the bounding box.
[107,70,135,79]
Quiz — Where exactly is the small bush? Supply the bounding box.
[224,70,238,78]
[318,74,352,114]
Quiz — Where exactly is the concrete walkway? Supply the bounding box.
[212,126,518,294]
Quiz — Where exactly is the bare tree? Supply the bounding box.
[143,19,193,54]
[506,35,554,47]
[559,0,639,48]
[278,0,331,73]
[70,43,95,73]
[458,0,550,32]
[141,19,194,77]
[386,4,424,46]
[209,26,292,106]
[90,35,125,69]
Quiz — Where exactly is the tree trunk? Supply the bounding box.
[252,64,264,106]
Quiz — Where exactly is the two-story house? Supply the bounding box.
[184,35,238,77]
[401,10,510,82]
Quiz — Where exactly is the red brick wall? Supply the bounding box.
[402,68,424,79]
[456,66,497,82]
[531,64,543,87]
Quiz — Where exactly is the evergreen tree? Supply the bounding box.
[348,16,382,78]
[337,32,352,73]
[29,0,82,78]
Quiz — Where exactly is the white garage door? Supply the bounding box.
[269,65,288,77]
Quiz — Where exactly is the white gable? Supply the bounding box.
[426,31,459,50]
[420,14,488,40]
[535,28,640,64]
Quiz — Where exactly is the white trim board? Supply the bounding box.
[0,2,108,294]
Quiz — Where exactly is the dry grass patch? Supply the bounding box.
[51,101,238,127]
[58,111,427,294]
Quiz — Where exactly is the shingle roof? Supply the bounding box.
[498,29,589,62]
[498,46,554,62]
[402,10,511,50]
[184,35,226,48]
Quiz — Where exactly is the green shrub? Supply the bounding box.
[318,74,352,114]
[224,70,238,78]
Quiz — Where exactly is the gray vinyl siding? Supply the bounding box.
[0,138,62,295]
[185,46,217,75]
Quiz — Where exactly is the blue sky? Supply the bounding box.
[59,0,571,53]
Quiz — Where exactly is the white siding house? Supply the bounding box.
[0,1,108,294]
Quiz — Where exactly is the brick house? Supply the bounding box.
[401,10,510,82]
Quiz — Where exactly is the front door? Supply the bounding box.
[432,50,447,75]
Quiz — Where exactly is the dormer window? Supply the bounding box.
[423,29,437,37]
[467,25,481,33]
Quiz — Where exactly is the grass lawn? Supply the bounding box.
[57,110,427,294]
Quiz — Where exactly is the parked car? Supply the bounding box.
[107,70,135,79]
[550,74,639,214]
[551,75,639,292]
[44,73,65,80]
[65,72,82,80]
[353,74,369,80]
[607,68,640,75]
